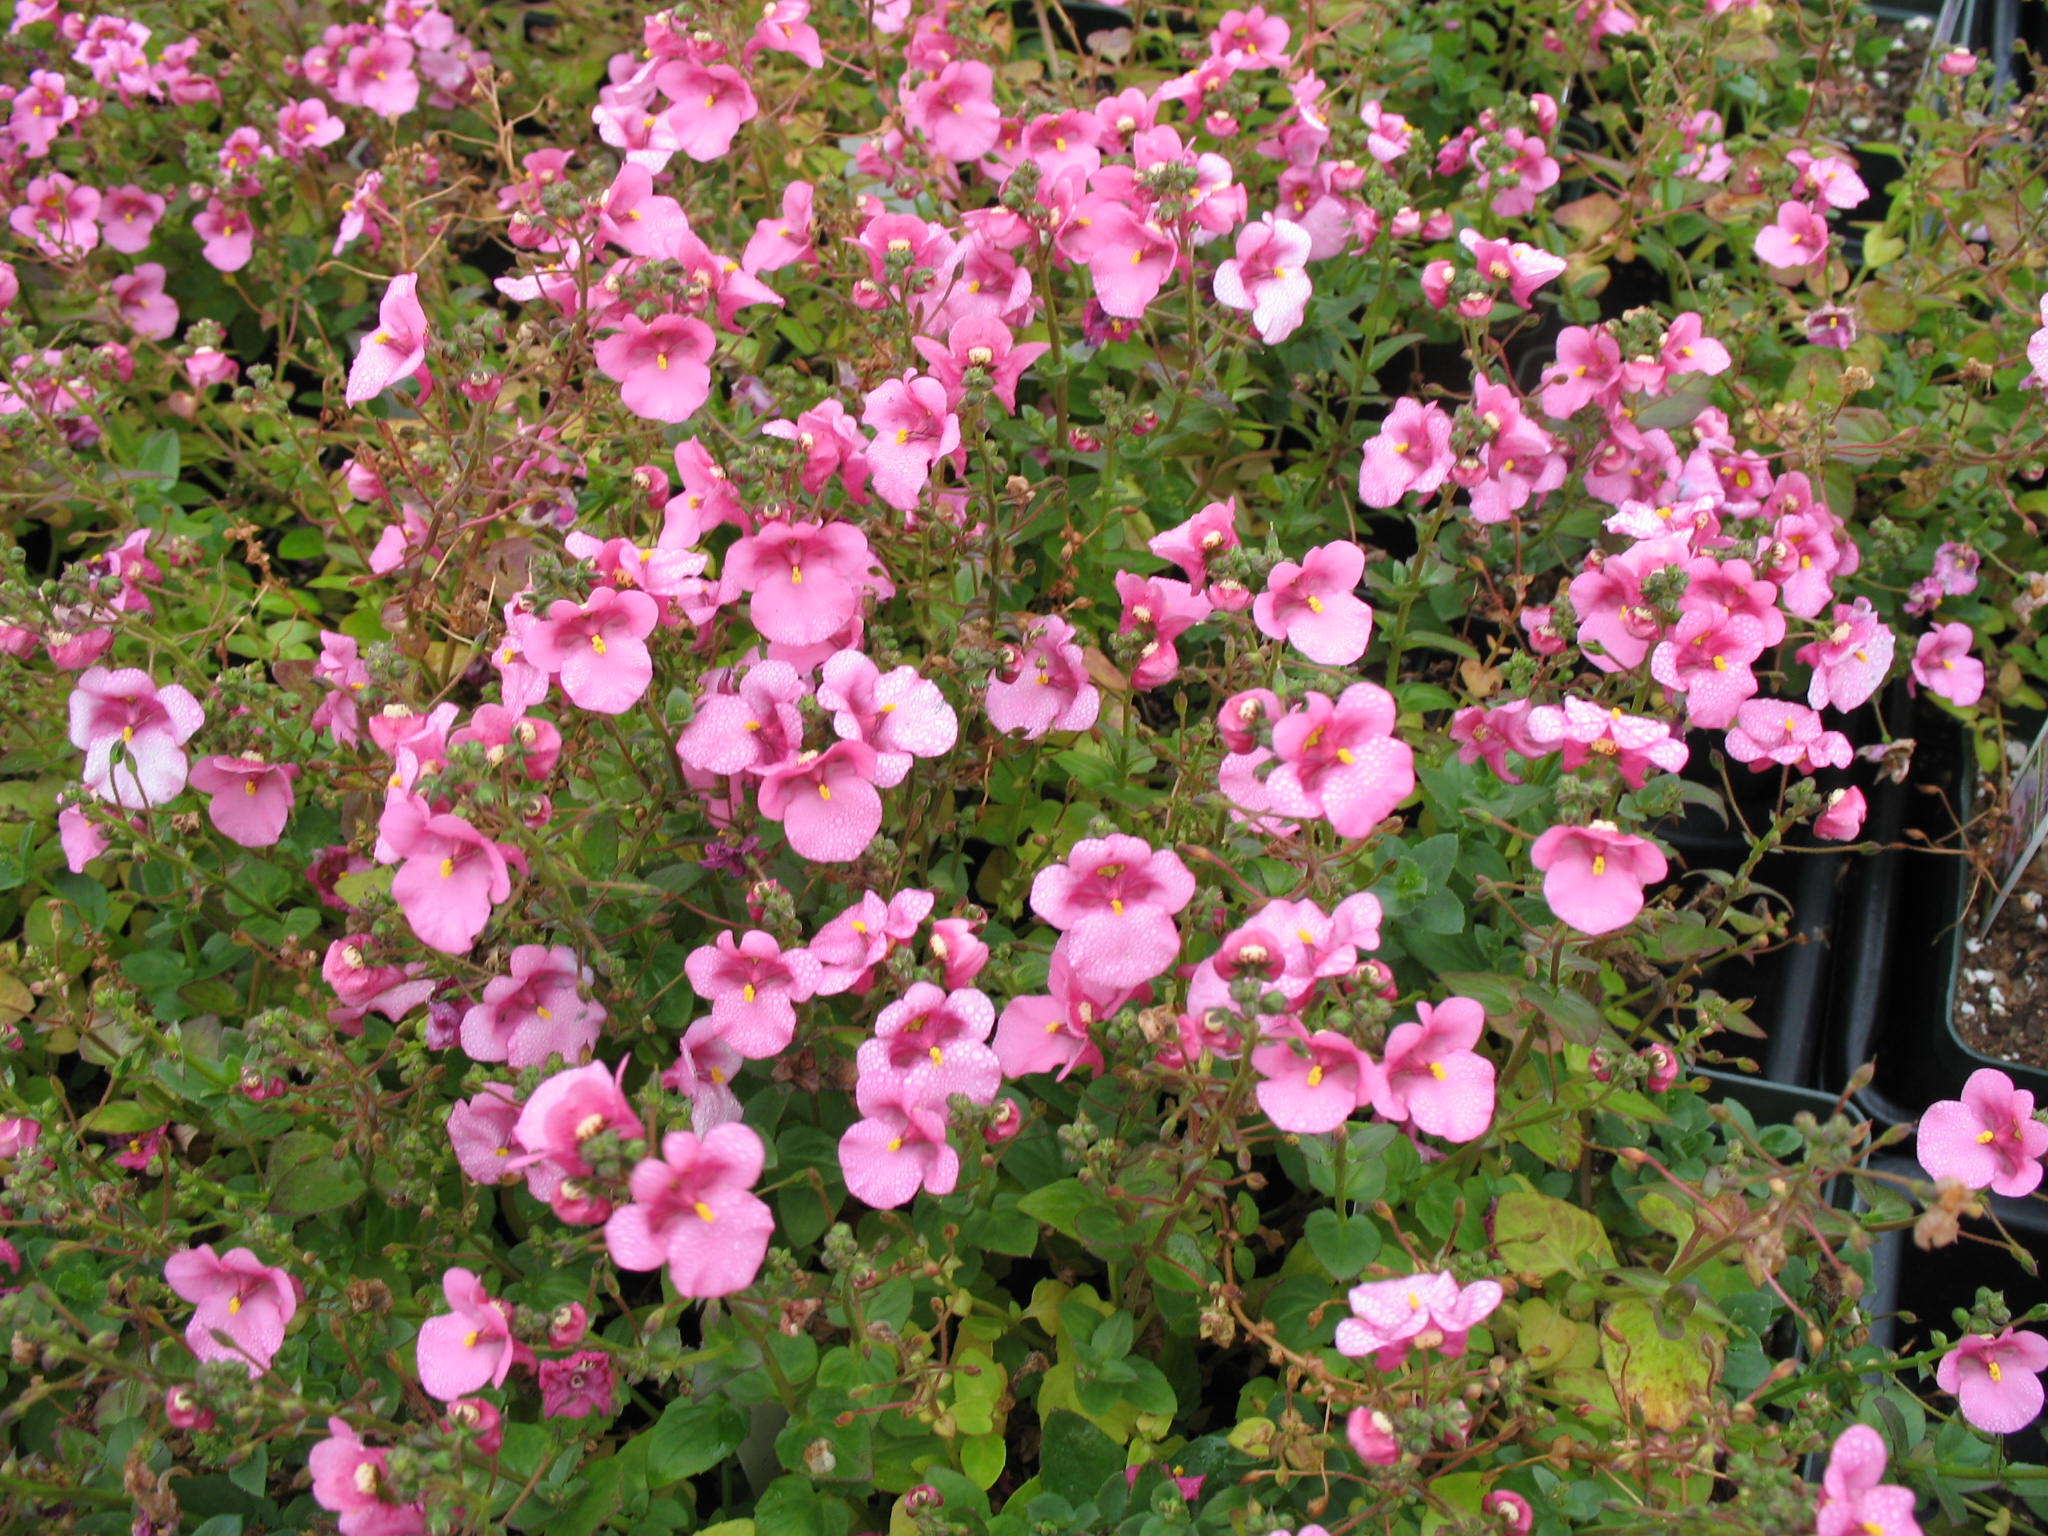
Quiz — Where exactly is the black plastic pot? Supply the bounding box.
[1657,738,1862,1094]
[1830,712,2048,1128]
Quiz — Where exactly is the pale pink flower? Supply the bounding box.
[346,273,430,406]
[1816,1425,1920,1536]
[1911,623,1985,707]
[1529,821,1667,935]
[415,1268,516,1401]
[461,944,606,1067]
[1251,1028,1381,1134]
[1253,540,1373,665]
[1754,200,1829,269]
[985,615,1101,738]
[1917,1068,2048,1197]
[67,666,205,808]
[164,1245,300,1377]
[1370,997,1496,1142]
[1031,833,1195,991]
[1213,214,1313,344]
[1937,1330,2048,1435]
[187,755,297,846]
[684,929,821,1057]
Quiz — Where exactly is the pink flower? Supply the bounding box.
[193,196,255,272]
[1754,200,1829,270]
[1358,398,1455,508]
[1254,540,1373,665]
[1213,214,1313,344]
[346,273,431,406]
[911,316,1047,414]
[604,1124,774,1297]
[1061,198,1180,319]
[992,951,1134,1079]
[382,798,515,955]
[986,615,1101,738]
[540,1351,616,1420]
[905,60,1001,161]
[725,519,890,646]
[1937,1329,2048,1435]
[747,0,823,66]
[595,312,715,424]
[1483,1491,1534,1535]
[100,186,165,254]
[1031,833,1196,991]
[1529,821,1668,935]
[1917,1068,2048,1197]
[684,929,821,1057]
[1335,1271,1504,1371]
[1346,1408,1400,1467]
[277,96,346,157]
[755,742,885,863]
[1251,1029,1382,1134]
[817,651,959,787]
[1724,701,1852,775]
[509,1060,643,1214]
[461,944,606,1067]
[839,1072,961,1208]
[187,755,297,846]
[653,59,757,160]
[9,172,100,259]
[522,587,659,714]
[1815,786,1868,841]
[1524,697,1686,789]
[109,262,179,340]
[1371,997,1496,1142]
[861,373,963,511]
[57,804,109,872]
[1911,623,1985,707]
[336,34,420,117]
[858,983,1001,1103]
[445,1084,523,1183]
[1115,570,1211,689]
[416,1267,516,1401]
[310,1418,423,1534]
[1264,684,1415,837]
[1799,599,1896,712]
[163,1245,300,1377]
[1816,1425,1920,1536]
[67,665,206,808]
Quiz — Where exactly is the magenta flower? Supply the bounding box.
[1114,570,1212,689]
[1251,1028,1382,1134]
[1031,833,1195,991]
[1816,1424,1921,1536]
[1358,398,1455,508]
[193,195,255,271]
[684,929,822,1057]
[522,587,659,715]
[1917,1067,2048,1197]
[604,1124,774,1297]
[756,741,885,863]
[595,312,715,424]
[838,1072,960,1208]
[1213,214,1313,344]
[1529,821,1668,936]
[1335,1271,1504,1371]
[461,944,606,1068]
[911,316,1047,414]
[1371,997,1496,1142]
[68,665,205,809]
[1755,200,1830,269]
[985,615,1101,739]
[163,1245,300,1377]
[346,273,430,406]
[1938,1329,2048,1435]
[1254,540,1374,665]
[416,1267,517,1401]
[382,800,514,955]
[187,755,297,847]
[1911,623,1986,707]
[540,1351,616,1420]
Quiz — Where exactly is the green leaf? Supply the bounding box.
[553,1456,626,1536]
[121,949,194,990]
[137,429,181,486]
[1017,1177,1092,1240]
[1040,1409,1122,1506]
[1493,1191,1617,1279]
[647,1396,748,1486]
[81,1101,165,1134]
[961,1433,1006,1489]
[1304,1209,1381,1280]
[267,1130,366,1216]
